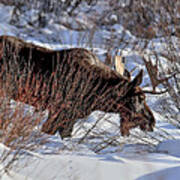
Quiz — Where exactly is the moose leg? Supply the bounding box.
[41,111,60,135]
[0,119,3,129]
[41,120,58,135]
[41,111,75,139]
[0,98,11,130]
[58,120,75,139]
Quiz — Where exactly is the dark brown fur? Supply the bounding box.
[0,35,155,138]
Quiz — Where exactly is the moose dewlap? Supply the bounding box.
[0,35,155,138]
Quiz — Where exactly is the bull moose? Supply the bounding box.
[0,35,155,138]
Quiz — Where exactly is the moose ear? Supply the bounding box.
[132,69,143,87]
[126,70,143,93]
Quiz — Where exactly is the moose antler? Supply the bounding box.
[114,55,132,81]
[142,89,168,94]
[142,56,175,93]
[114,55,125,76]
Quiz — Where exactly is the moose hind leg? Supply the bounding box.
[41,120,58,135]
[58,120,75,139]
[41,112,60,135]
[42,109,76,139]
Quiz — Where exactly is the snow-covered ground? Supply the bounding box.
[0,3,180,180]
[1,138,180,180]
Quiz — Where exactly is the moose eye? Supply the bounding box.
[139,94,145,101]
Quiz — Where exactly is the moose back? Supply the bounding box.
[0,35,155,138]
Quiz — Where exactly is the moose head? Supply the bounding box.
[114,70,155,136]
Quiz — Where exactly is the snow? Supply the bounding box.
[1,145,180,180]
[156,140,180,157]
[0,2,180,180]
